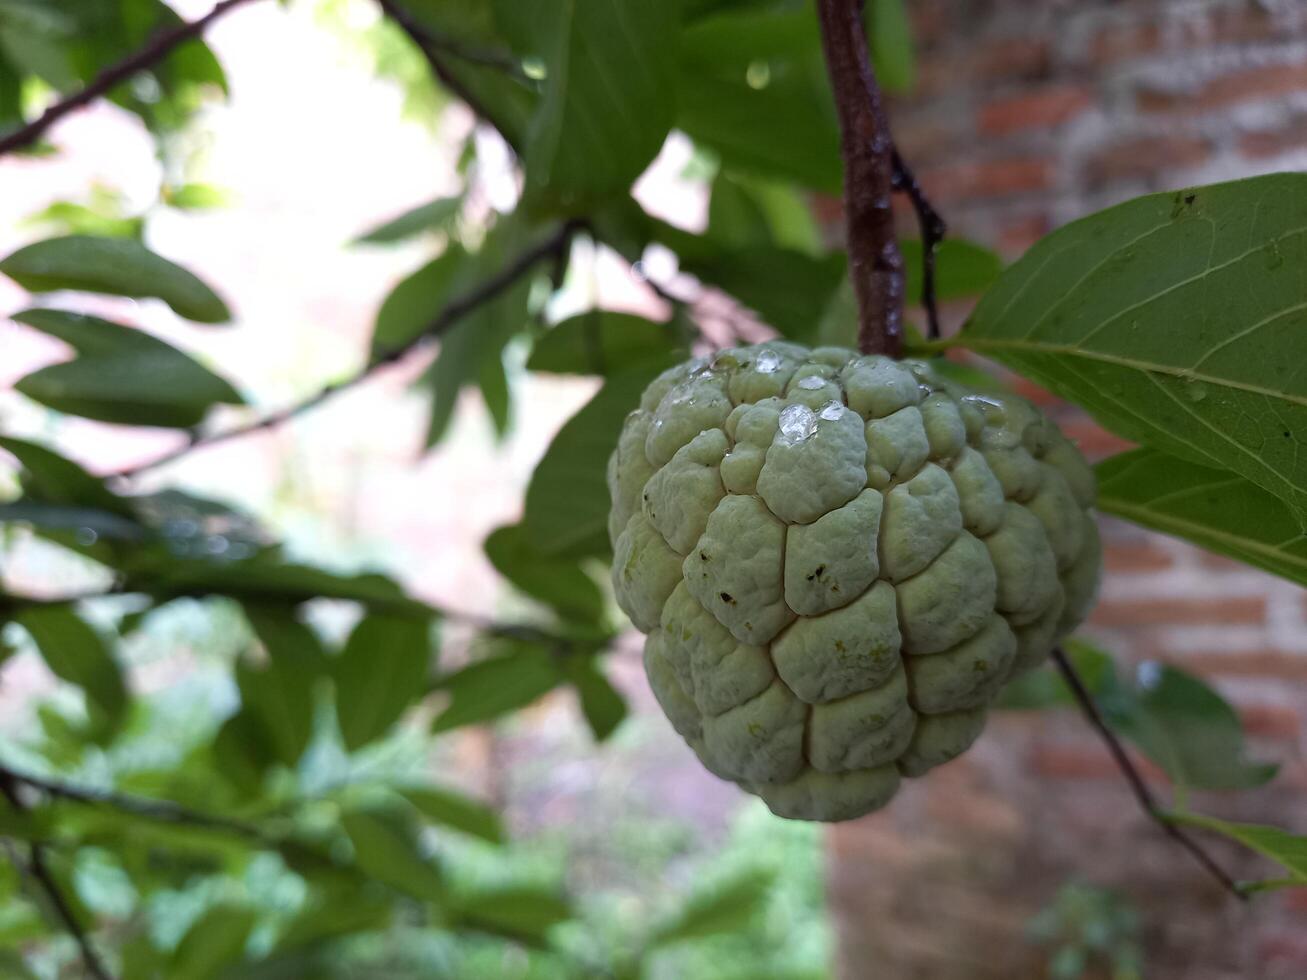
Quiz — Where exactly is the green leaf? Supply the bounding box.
[1096,449,1307,588]
[523,0,678,210]
[399,785,503,844]
[0,500,144,541]
[232,606,327,768]
[342,809,444,901]
[0,436,131,515]
[333,613,435,752]
[865,0,915,93]
[527,311,685,376]
[452,884,571,945]
[353,196,461,245]
[169,904,256,980]
[565,657,627,740]
[522,358,676,558]
[484,522,606,623]
[12,308,243,427]
[15,606,128,730]
[431,647,564,733]
[372,247,467,353]
[0,235,230,323]
[994,640,1116,710]
[1166,811,1307,891]
[1107,662,1278,791]
[164,183,230,211]
[956,174,1307,527]
[902,239,1004,305]
[650,867,776,946]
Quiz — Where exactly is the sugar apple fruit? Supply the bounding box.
[607,341,1101,822]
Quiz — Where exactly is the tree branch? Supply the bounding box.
[111,221,578,478]
[891,148,947,340]
[375,0,522,154]
[1050,647,1247,901]
[0,773,115,980]
[815,0,904,358]
[0,0,261,159]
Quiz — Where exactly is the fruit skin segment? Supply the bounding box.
[609,341,1101,822]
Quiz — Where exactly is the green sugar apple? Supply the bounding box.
[607,341,1101,822]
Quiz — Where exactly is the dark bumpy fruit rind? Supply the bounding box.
[608,342,1100,822]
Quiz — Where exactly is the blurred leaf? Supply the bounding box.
[523,0,677,211]
[274,886,395,954]
[528,311,686,376]
[650,867,776,946]
[565,656,627,740]
[169,904,257,980]
[452,884,571,945]
[0,500,144,541]
[995,641,1115,710]
[0,235,230,323]
[12,308,243,427]
[1166,811,1307,891]
[333,613,435,752]
[865,0,915,93]
[1096,448,1307,588]
[0,436,131,515]
[523,358,676,559]
[484,522,605,623]
[372,247,467,353]
[353,196,461,245]
[232,606,328,768]
[902,239,1004,305]
[1107,662,1278,791]
[23,200,142,239]
[399,785,503,844]
[708,171,774,248]
[164,183,230,211]
[431,647,564,733]
[342,809,444,901]
[958,174,1307,527]
[15,606,127,731]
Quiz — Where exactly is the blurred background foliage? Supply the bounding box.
[0,0,1304,978]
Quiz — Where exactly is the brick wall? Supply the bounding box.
[827,2,1307,977]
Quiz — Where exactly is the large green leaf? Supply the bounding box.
[564,656,627,740]
[522,358,675,558]
[431,646,564,733]
[371,247,467,354]
[451,884,571,945]
[399,785,503,844]
[352,196,461,246]
[333,613,435,752]
[649,867,776,947]
[12,308,243,427]
[0,436,132,515]
[0,235,230,323]
[169,905,257,980]
[484,522,606,623]
[14,606,127,730]
[341,809,445,901]
[1097,449,1307,587]
[957,174,1307,527]
[1167,811,1307,893]
[523,0,678,210]
[230,606,327,768]
[527,311,686,376]
[865,0,915,93]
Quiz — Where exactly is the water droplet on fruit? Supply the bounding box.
[755,350,781,374]
[778,404,817,443]
[797,375,825,390]
[818,400,845,421]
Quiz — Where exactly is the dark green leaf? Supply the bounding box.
[372,247,467,353]
[353,196,461,245]
[1096,449,1307,588]
[650,867,776,946]
[1166,811,1307,891]
[566,657,627,740]
[524,0,678,210]
[708,172,774,248]
[0,235,230,323]
[523,358,676,558]
[903,239,1004,305]
[452,884,571,945]
[484,522,606,623]
[0,436,131,515]
[431,647,564,733]
[232,606,328,768]
[342,809,444,900]
[865,0,915,93]
[15,606,127,730]
[169,905,257,980]
[13,308,243,426]
[528,311,685,376]
[957,174,1307,527]
[334,613,435,752]
[995,641,1115,710]
[0,500,144,541]
[400,786,503,844]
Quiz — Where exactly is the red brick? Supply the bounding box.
[1090,21,1162,64]
[1240,118,1307,159]
[995,213,1051,258]
[914,37,1052,98]
[1103,541,1175,574]
[1084,134,1212,187]
[918,157,1056,203]
[1089,596,1267,627]
[978,85,1094,136]
[1031,743,1168,783]
[1238,703,1302,740]
[1060,418,1135,460]
[1160,651,1307,683]
[1139,63,1307,113]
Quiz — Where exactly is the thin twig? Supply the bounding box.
[375,0,522,153]
[111,222,577,478]
[0,0,261,158]
[1050,647,1247,901]
[890,147,947,340]
[815,0,904,358]
[0,773,115,980]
